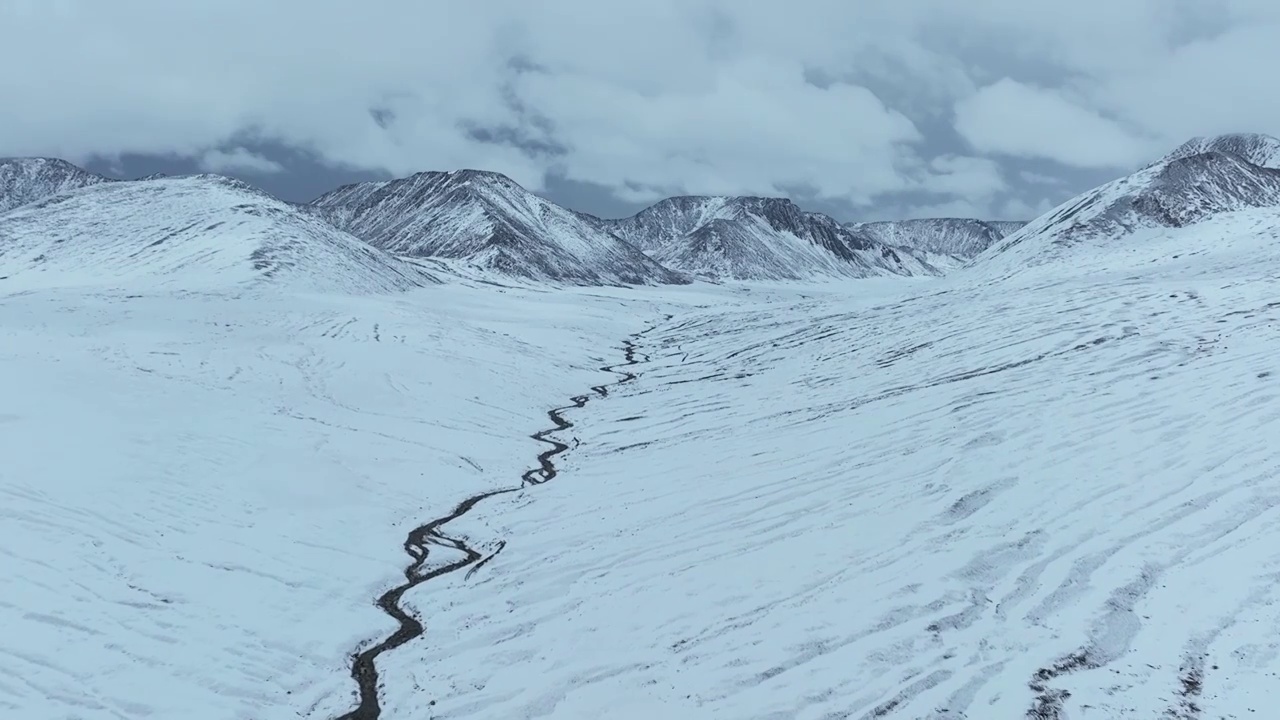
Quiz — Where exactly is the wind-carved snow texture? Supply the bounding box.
[602,195,940,281]
[306,170,688,286]
[0,276,680,719]
[0,157,113,214]
[335,329,659,720]
[0,174,435,293]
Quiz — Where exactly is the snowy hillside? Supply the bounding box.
[976,133,1280,278]
[0,279,694,720]
[849,217,1026,259]
[0,175,435,294]
[0,157,112,213]
[604,195,938,281]
[308,170,687,286]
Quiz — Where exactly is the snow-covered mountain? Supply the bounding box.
[602,195,938,281]
[0,157,113,214]
[848,218,1026,259]
[308,170,688,286]
[1161,132,1280,169]
[975,133,1280,278]
[0,174,434,293]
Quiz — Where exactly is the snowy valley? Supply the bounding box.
[4,134,1280,720]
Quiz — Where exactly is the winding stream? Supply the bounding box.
[333,329,653,719]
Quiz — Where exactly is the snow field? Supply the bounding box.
[382,229,1280,718]
[0,281,687,720]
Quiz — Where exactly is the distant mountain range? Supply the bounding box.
[0,155,1020,286]
[598,195,942,281]
[305,169,685,286]
[7,133,1280,289]
[848,218,1027,263]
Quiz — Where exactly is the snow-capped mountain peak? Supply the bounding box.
[1159,132,1280,170]
[602,194,935,281]
[974,134,1280,278]
[0,157,112,214]
[847,218,1027,260]
[309,170,687,286]
[0,174,434,293]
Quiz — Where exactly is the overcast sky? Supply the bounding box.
[3,1,1277,222]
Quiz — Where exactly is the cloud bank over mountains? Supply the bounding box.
[3,0,1276,220]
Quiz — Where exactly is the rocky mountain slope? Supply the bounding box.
[308,170,687,286]
[1161,132,1280,169]
[974,133,1280,278]
[848,218,1026,259]
[602,196,938,281]
[0,175,434,293]
[0,157,113,214]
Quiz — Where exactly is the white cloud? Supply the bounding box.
[1091,23,1280,146]
[995,196,1055,222]
[198,148,284,175]
[953,79,1157,168]
[1,0,1278,217]
[915,155,1007,199]
[1018,170,1064,186]
[881,198,989,222]
[518,56,921,202]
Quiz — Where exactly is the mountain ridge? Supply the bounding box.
[0,157,114,214]
[848,218,1027,260]
[600,194,939,281]
[0,158,1024,285]
[0,174,435,293]
[976,133,1280,278]
[307,169,690,286]
[8,132,1280,288]
[1158,132,1280,170]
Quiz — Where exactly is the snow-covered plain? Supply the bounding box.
[0,275,698,719]
[358,213,1280,719]
[7,207,1280,719]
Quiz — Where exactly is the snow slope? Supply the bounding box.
[849,217,1026,259]
[0,157,112,213]
[604,196,938,281]
[370,211,1280,719]
[0,175,435,294]
[308,170,687,286]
